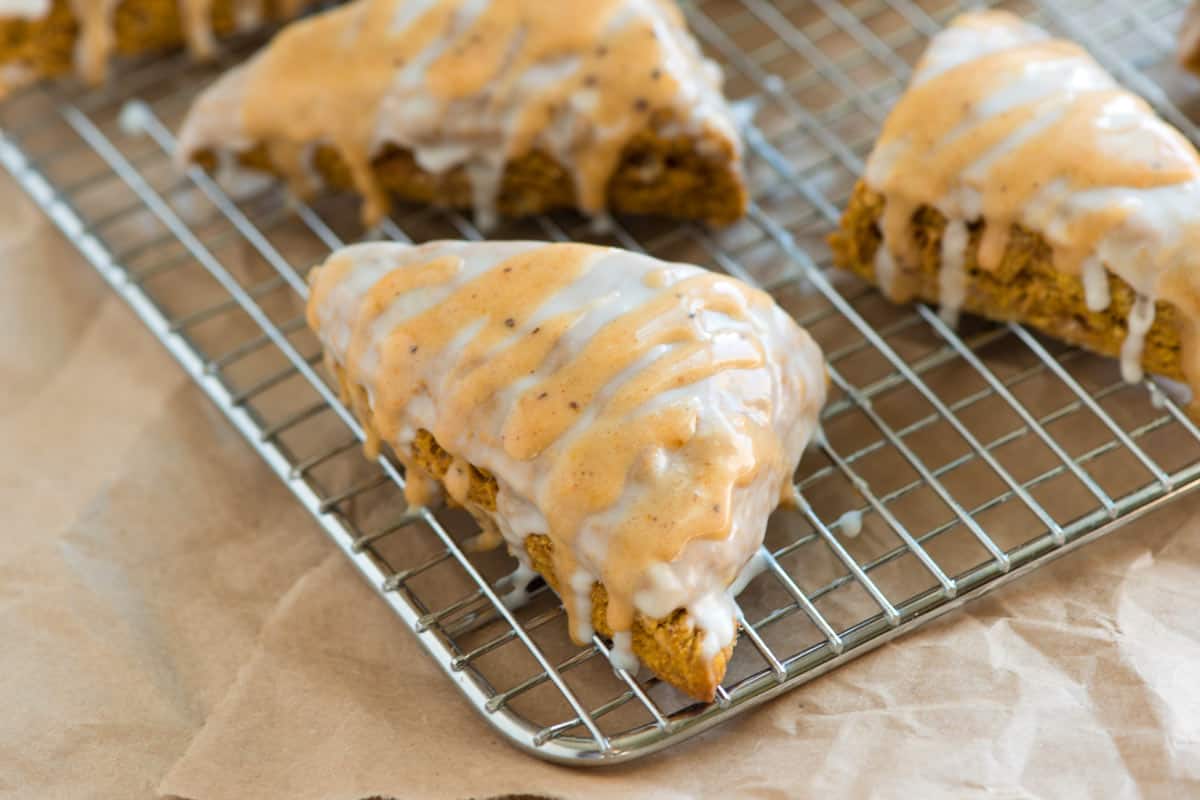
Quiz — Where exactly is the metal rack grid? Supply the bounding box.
[3,0,1199,765]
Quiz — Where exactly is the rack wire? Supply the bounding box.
[3,0,1199,765]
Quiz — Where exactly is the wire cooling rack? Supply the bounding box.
[4,0,1200,765]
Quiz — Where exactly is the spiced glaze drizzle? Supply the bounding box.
[178,0,741,228]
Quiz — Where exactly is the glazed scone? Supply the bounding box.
[830,11,1200,400]
[306,241,827,701]
[177,0,749,230]
[0,0,314,93]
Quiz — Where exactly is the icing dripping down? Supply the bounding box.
[874,244,899,300]
[864,11,1200,394]
[1081,257,1111,313]
[568,570,596,643]
[938,219,970,327]
[177,0,743,228]
[306,240,827,670]
[610,631,638,674]
[728,548,768,597]
[1121,295,1156,384]
[1,0,311,87]
[499,561,540,611]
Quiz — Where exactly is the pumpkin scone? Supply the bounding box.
[305,240,827,701]
[177,0,749,230]
[0,0,316,94]
[831,11,1200,402]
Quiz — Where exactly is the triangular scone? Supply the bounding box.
[178,0,748,229]
[832,11,1200,401]
[306,241,826,701]
[0,0,314,93]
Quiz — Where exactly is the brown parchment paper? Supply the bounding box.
[4,166,1200,799]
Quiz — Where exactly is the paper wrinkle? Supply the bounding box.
[161,555,337,793]
[6,157,1200,797]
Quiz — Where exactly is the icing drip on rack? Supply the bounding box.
[177,0,741,228]
[864,11,1200,392]
[306,240,826,659]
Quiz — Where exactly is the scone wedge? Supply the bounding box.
[177,0,749,229]
[831,11,1200,401]
[306,241,826,701]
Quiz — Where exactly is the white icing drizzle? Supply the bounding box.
[937,218,970,327]
[568,569,596,643]
[499,561,540,611]
[1081,256,1111,313]
[610,631,638,673]
[177,0,744,228]
[307,240,827,665]
[728,548,767,597]
[1121,295,1157,384]
[865,11,1200,392]
[0,0,49,18]
[873,244,898,300]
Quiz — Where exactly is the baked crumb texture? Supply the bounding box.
[408,428,732,702]
[192,123,747,229]
[305,241,826,703]
[0,0,306,92]
[831,181,1185,381]
[833,11,1200,395]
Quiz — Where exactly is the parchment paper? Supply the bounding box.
[4,165,1200,799]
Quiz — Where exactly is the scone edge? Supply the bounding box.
[830,181,1186,383]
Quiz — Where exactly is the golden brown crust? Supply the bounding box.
[192,117,749,227]
[830,181,1185,381]
[0,0,292,86]
[410,428,733,702]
